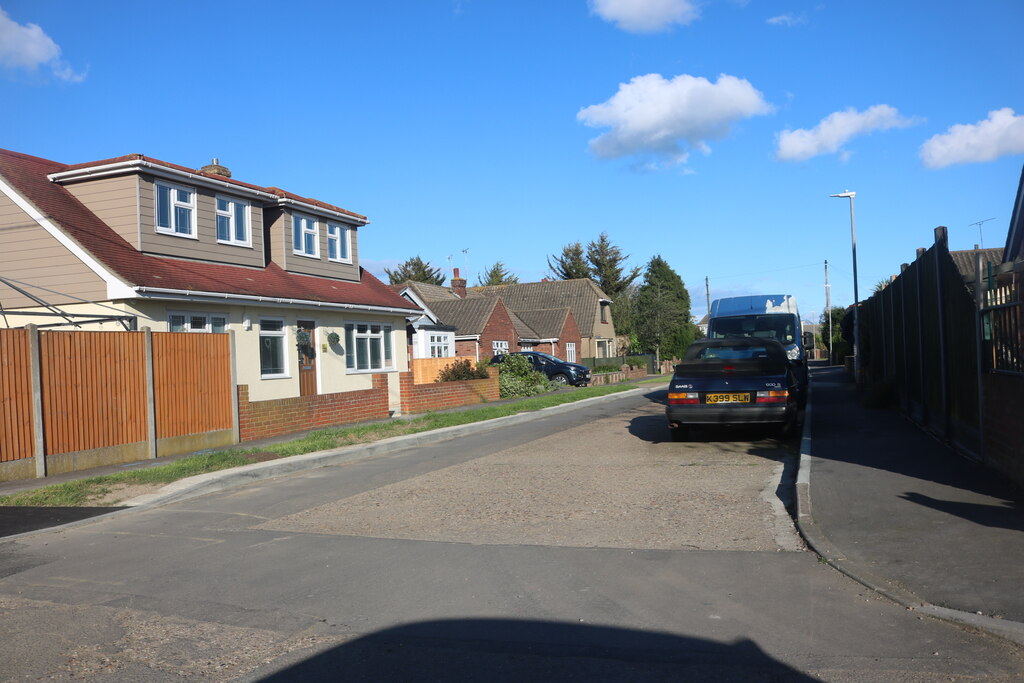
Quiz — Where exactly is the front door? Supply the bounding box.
[297,320,317,396]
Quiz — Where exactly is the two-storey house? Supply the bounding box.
[0,149,420,410]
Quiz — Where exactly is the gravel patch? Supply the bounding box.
[260,403,799,551]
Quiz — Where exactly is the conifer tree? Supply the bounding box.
[384,256,446,285]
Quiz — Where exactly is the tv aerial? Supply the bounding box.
[968,217,997,248]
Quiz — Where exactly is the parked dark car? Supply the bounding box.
[665,338,802,440]
[490,351,591,386]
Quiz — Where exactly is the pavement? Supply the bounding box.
[3,367,1024,645]
[797,364,1024,645]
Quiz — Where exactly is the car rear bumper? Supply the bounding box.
[666,403,793,426]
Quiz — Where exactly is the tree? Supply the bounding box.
[873,279,890,294]
[633,256,694,361]
[547,242,590,280]
[819,306,850,363]
[476,261,519,286]
[585,232,641,299]
[384,256,446,286]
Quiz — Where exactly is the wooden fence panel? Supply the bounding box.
[40,330,148,456]
[153,332,232,438]
[0,329,33,462]
[410,356,463,384]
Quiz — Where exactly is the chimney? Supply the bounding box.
[200,157,231,178]
[451,267,467,298]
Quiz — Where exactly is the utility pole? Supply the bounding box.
[705,276,710,318]
[825,259,832,364]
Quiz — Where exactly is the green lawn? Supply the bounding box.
[0,382,644,507]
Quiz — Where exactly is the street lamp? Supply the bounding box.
[830,190,860,383]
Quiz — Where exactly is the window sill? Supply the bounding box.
[217,240,254,248]
[259,374,292,380]
[292,251,321,260]
[156,229,199,240]
[345,368,395,374]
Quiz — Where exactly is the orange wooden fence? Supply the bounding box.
[153,332,233,439]
[410,356,463,384]
[0,329,33,463]
[0,328,234,469]
[40,330,148,456]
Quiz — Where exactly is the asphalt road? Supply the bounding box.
[1,390,1022,681]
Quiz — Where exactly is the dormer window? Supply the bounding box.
[155,181,196,238]
[216,196,250,247]
[292,213,319,258]
[327,222,351,263]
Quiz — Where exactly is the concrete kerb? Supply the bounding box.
[793,380,1024,646]
[3,387,650,542]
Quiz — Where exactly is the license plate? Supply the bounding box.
[705,392,750,404]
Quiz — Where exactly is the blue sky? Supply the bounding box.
[2,0,1023,323]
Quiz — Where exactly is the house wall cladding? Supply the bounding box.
[398,371,498,415]
[236,374,390,441]
[0,327,235,482]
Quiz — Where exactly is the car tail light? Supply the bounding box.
[756,390,789,404]
[668,392,700,405]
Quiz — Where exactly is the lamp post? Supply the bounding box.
[830,191,860,383]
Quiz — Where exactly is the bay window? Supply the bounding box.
[345,322,394,371]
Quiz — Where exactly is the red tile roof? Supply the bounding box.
[0,148,417,312]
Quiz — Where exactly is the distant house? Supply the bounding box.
[468,278,616,359]
[0,148,420,409]
[397,272,592,361]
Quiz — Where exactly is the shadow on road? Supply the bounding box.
[898,492,1023,532]
[0,506,123,538]
[256,618,819,682]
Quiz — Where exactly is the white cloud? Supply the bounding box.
[766,13,807,27]
[0,7,84,82]
[589,0,699,33]
[578,73,773,167]
[920,108,1024,169]
[775,105,920,162]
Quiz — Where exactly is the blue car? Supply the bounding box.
[666,338,801,440]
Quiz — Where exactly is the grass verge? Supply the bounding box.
[0,383,641,507]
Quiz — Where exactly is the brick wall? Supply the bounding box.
[399,370,499,414]
[552,311,583,360]
[983,372,1024,487]
[481,300,520,360]
[590,367,648,385]
[237,374,390,441]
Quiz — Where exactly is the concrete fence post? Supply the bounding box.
[144,327,157,459]
[229,330,240,444]
[27,324,46,478]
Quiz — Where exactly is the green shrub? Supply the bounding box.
[437,358,491,382]
[496,354,554,398]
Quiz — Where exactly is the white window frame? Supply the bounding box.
[215,195,251,247]
[566,342,577,363]
[492,340,509,356]
[168,311,228,333]
[344,322,395,372]
[155,180,197,238]
[292,213,319,258]
[428,333,452,358]
[259,318,289,379]
[326,222,352,263]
